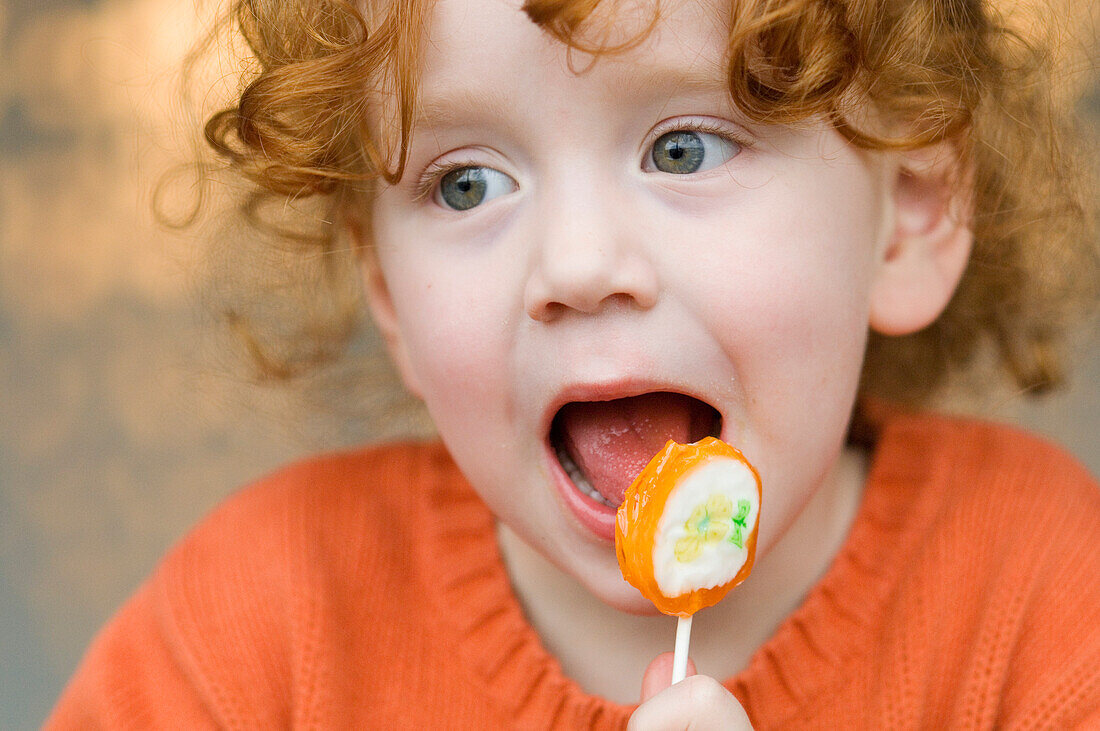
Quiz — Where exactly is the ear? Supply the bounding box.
[346,215,424,398]
[869,144,973,336]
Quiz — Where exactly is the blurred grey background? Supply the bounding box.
[1,0,1097,727]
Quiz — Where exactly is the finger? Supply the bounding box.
[630,675,754,731]
[640,652,697,703]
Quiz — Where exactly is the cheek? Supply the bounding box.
[377,245,518,423]
[688,187,880,361]
[740,156,879,327]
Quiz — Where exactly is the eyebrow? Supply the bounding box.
[414,87,520,131]
[412,62,730,131]
[617,59,729,99]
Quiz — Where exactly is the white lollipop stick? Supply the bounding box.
[671,615,693,684]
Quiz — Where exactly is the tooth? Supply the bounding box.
[556,444,614,507]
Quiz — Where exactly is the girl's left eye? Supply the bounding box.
[647,130,741,174]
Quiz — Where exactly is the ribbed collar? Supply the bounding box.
[418,411,951,727]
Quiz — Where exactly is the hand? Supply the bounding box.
[628,653,754,730]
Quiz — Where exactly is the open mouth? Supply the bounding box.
[549,392,722,510]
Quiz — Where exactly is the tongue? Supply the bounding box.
[557,393,715,506]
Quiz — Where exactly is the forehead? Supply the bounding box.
[386,0,731,135]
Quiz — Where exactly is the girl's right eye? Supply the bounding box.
[434,166,517,211]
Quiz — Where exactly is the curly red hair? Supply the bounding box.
[196,0,1098,410]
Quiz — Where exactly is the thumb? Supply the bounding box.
[640,652,697,703]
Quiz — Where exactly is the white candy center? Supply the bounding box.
[652,457,759,597]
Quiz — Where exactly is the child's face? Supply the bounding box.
[366,0,925,613]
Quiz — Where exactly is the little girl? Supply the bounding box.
[50,0,1099,727]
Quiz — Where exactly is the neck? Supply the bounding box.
[497,445,868,703]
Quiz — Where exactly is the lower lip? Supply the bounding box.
[545,445,618,542]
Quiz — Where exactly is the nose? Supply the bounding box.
[523,173,659,322]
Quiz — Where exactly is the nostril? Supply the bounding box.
[529,300,566,322]
[524,269,610,321]
[602,292,651,313]
[524,273,559,321]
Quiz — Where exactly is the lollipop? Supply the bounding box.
[616,437,762,682]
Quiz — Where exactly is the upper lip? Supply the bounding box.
[540,376,723,440]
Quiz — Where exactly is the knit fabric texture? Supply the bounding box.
[48,412,1100,728]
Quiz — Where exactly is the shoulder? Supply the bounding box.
[877,409,1098,512]
[168,440,457,557]
[50,441,467,726]
[158,438,459,587]
[150,442,439,575]
[147,441,460,708]
[873,411,1100,726]
[877,410,1099,575]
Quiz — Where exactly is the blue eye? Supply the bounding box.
[435,166,516,211]
[649,130,740,174]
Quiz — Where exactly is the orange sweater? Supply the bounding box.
[49,412,1100,728]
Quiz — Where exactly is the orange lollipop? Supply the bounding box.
[616,437,762,680]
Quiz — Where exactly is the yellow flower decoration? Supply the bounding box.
[673,494,752,563]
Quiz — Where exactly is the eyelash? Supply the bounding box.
[411,119,751,204]
[649,118,751,155]
[413,155,484,203]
